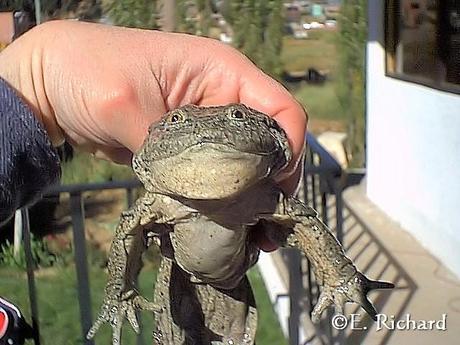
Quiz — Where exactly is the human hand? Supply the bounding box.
[0,20,307,193]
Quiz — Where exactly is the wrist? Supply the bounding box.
[0,22,64,146]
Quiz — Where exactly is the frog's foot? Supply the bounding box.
[87,290,160,345]
[311,272,394,323]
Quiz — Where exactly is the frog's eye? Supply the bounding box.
[167,111,185,124]
[228,107,245,120]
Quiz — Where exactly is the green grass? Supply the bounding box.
[61,151,134,185]
[292,82,341,121]
[282,30,338,72]
[0,253,286,344]
[248,268,287,345]
[0,263,156,344]
[281,30,344,124]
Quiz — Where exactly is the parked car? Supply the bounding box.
[325,19,337,28]
[293,29,308,39]
[309,21,325,29]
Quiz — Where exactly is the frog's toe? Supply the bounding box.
[121,292,159,334]
[349,273,394,320]
[333,300,345,316]
[88,291,157,343]
[111,312,123,345]
[363,276,395,292]
[311,291,333,323]
[87,316,106,340]
[311,273,394,323]
[87,301,111,339]
[133,295,161,312]
[125,306,140,334]
[358,295,378,321]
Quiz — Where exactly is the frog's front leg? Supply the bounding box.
[87,193,166,344]
[259,194,394,323]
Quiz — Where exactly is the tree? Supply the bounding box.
[0,0,34,11]
[336,0,367,167]
[176,0,210,35]
[106,0,158,29]
[0,0,103,23]
[260,0,283,76]
[176,0,196,33]
[230,0,284,78]
[176,0,283,78]
[220,0,240,26]
[195,0,212,35]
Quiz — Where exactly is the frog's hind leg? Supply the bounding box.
[153,256,257,345]
[153,257,209,345]
[198,276,257,345]
[258,195,394,323]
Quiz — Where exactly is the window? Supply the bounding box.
[385,0,460,92]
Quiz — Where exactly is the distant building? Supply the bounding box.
[285,4,302,23]
[366,1,460,277]
[311,4,323,17]
[324,4,340,18]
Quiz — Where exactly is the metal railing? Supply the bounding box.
[281,135,416,345]
[283,134,344,345]
[19,180,142,345]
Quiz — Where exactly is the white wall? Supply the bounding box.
[366,1,460,278]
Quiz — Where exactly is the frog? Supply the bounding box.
[87,103,394,345]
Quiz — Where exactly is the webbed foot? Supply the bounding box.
[87,290,159,344]
[260,194,395,324]
[311,272,394,323]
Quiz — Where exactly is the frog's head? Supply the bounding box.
[133,104,292,199]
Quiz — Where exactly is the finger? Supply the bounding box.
[237,68,308,179]
[93,146,134,165]
[277,161,303,196]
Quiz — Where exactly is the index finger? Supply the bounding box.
[237,65,308,186]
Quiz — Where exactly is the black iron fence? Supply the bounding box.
[283,134,345,345]
[18,180,142,345]
[282,135,416,345]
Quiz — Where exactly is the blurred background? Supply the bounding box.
[0,1,459,345]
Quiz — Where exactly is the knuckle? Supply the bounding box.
[96,82,138,117]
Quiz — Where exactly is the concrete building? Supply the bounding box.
[366,1,460,278]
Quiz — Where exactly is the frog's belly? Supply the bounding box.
[170,217,254,288]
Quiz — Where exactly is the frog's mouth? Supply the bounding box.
[141,143,286,199]
[142,123,291,159]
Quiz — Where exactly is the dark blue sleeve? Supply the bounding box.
[0,77,61,226]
